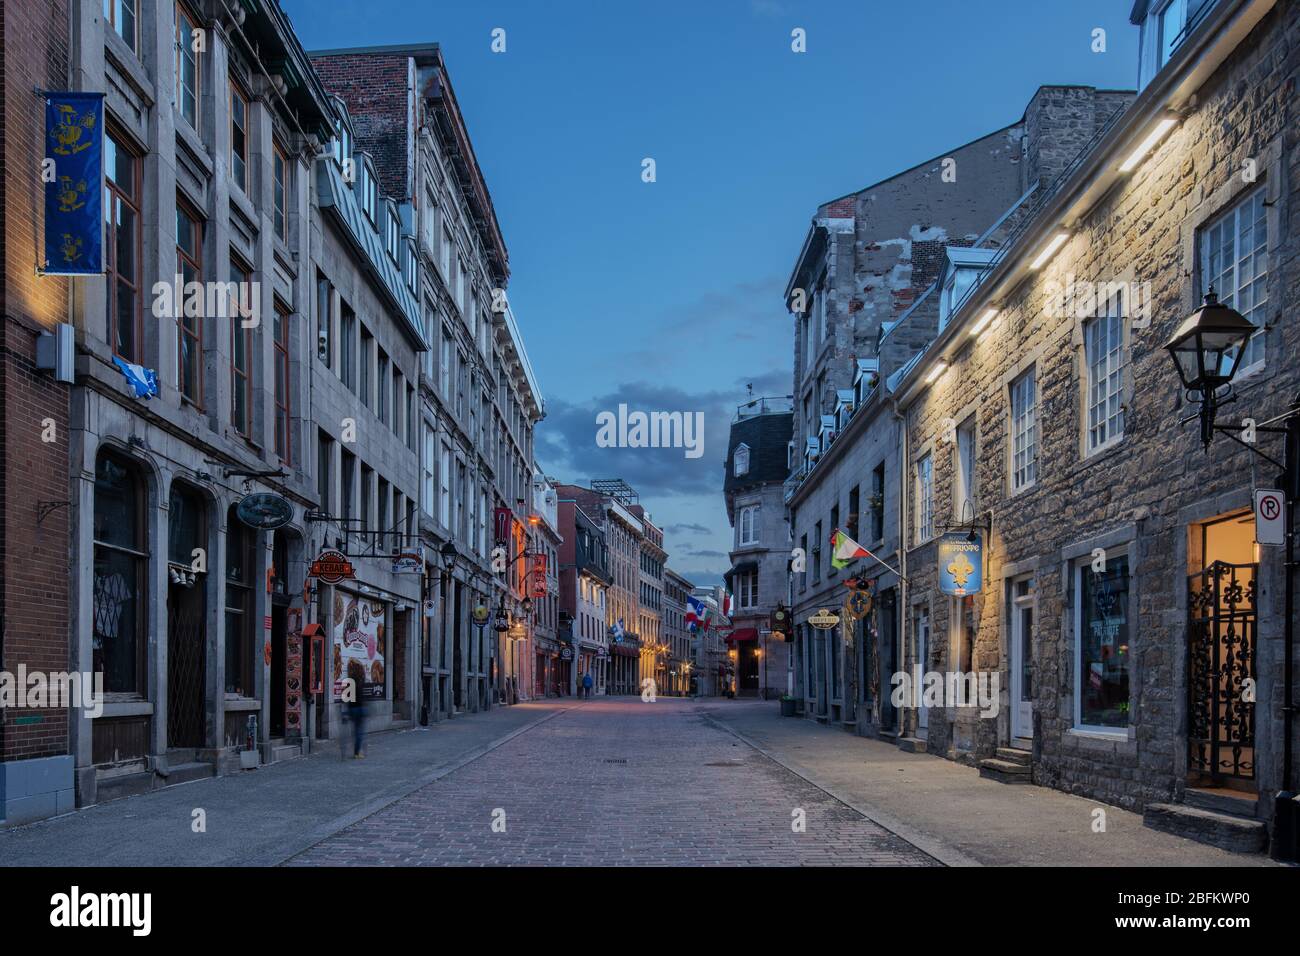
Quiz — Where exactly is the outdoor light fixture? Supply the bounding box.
[1119,115,1179,173]
[1164,289,1257,448]
[924,362,947,385]
[969,308,999,338]
[1029,232,1070,270]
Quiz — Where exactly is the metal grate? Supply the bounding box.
[1187,560,1256,782]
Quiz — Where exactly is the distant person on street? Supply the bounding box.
[583,671,593,698]
[348,695,367,758]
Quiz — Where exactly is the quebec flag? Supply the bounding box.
[112,357,159,399]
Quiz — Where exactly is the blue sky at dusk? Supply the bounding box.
[282,0,1142,587]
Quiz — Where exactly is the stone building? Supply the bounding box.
[527,470,562,701]
[49,0,337,813]
[309,43,543,720]
[723,395,795,699]
[663,568,694,696]
[885,0,1296,851]
[631,505,666,692]
[0,0,75,825]
[690,586,730,696]
[557,494,611,696]
[785,81,1132,735]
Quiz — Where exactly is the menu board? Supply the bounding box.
[285,608,303,737]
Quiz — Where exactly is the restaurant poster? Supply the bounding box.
[332,590,386,701]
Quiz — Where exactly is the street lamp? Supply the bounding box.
[1166,293,1300,863]
[1164,290,1257,448]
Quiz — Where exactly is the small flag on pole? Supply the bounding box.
[831,529,872,569]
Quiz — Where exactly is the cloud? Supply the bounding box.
[665,522,711,535]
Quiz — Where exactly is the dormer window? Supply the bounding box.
[938,247,997,329]
[385,201,400,262]
[733,443,750,477]
[332,101,353,170]
[357,157,377,224]
[404,239,418,295]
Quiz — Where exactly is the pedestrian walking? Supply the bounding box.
[583,671,593,699]
[348,695,367,758]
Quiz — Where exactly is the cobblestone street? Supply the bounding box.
[286,698,936,866]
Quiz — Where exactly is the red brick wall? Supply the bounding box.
[1,0,72,762]
[312,53,411,201]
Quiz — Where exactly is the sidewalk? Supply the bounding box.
[0,701,574,866]
[702,699,1278,867]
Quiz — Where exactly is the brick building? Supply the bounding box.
[0,0,75,825]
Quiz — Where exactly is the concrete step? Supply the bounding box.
[162,761,217,786]
[270,744,301,764]
[1143,803,1267,854]
[896,736,927,754]
[996,747,1032,766]
[1183,788,1258,817]
[978,758,1033,784]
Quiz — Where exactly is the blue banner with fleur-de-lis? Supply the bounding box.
[43,92,104,275]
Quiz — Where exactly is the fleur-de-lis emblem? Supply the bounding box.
[56,175,88,213]
[59,233,84,264]
[50,104,96,156]
[947,552,974,589]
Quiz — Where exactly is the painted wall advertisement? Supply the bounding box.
[332,590,386,701]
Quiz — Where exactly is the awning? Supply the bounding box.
[725,627,758,643]
[610,642,639,657]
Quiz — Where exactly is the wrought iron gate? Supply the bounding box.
[1187,561,1256,782]
[167,592,207,749]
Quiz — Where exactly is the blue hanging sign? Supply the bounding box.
[937,532,983,597]
[43,92,104,275]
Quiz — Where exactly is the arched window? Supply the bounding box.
[733,443,750,477]
[93,450,147,693]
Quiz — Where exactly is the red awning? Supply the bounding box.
[726,628,758,643]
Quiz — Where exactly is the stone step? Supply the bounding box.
[270,744,301,764]
[1143,803,1268,854]
[163,761,217,786]
[978,758,1033,784]
[896,736,927,754]
[1183,788,1258,818]
[996,747,1032,766]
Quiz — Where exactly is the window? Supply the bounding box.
[317,431,333,512]
[104,131,142,362]
[440,225,452,278]
[422,425,435,513]
[225,505,255,696]
[1159,0,1189,68]
[359,327,372,409]
[870,464,885,542]
[340,303,356,392]
[386,204,400,262]
[360,161,377,223]
[104,0,138,53]
[230,82,249,193]
[1074,551,1131,731]
[406,383,416,449]
[915,454,933,544]
[175,3,200,131]
[847,486,860,542]
[273,300,291,463]
[93,450,146,693]
[229,256,253,438]
[341,450,356,521]
[733,443,750,477]
[272,143,288,242]
[1011,367,1038,492]
[440,329,452,398]
[377,349,389,425]
[439,443,451,527]
[953,419,975,521]
[1200,188,1267,373]
[175,201,203,407]
[405,241,418,295]
[455,462,466,538]
[392,370,403,437]
[316,272,331,367]
[359,465,373,531]
[378,477,390,535]
[1084,295,1125,453]
[478,489,488,557]
[739,505,759,546]
[812,521,822,582]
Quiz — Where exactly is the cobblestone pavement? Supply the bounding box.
[285,697,937,866]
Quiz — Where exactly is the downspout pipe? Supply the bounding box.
[890,393,909,733]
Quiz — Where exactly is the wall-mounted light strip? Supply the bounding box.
[924,362,947,385]
[1029,232,1070,271]
[969,308,998,338]
[1119,115,1179,173]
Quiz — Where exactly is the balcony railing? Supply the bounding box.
[734,395,794,422]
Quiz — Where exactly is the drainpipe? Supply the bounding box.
[890,394,909,732]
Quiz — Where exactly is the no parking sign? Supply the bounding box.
[1254,489,1286,546]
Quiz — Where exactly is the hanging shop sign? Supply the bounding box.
[770,604,791,637]
[236,492,293,530]
[492,607,510,632]
[474,603,491,627]
[937,532,983,597]
[42,92,104,275]
[332,592,386,701]
[845,588,873,621]
[391,545,424,574]
[808,609,840,630]
[310,548,355,584]
[560,646,574,661]
[532,553,547,597]
[494,507,512,545]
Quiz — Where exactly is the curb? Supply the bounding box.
[700,709,982,868]
[243,704,576,866]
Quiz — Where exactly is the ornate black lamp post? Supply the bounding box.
[1166,291,1300,862]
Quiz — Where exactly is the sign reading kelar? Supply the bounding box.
[44,92,104,274]
[938,532,983,596]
